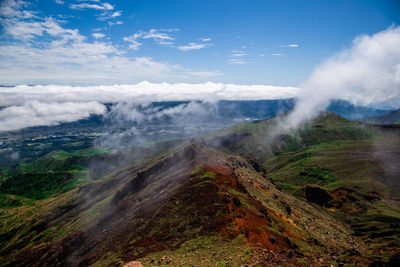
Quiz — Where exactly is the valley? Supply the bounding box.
[0,112,399,266]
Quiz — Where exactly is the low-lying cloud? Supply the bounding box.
[107,101,211,124]
[0,82,299,132]
[0,82,300,106]
[0,101,106,132]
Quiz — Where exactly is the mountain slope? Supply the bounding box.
[0,112,399,266]
[204,112,400,263]
[0,142,367,266]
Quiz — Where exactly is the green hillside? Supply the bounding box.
[205,112,400,261]
[0,112,399,266]
[0,148,111,200]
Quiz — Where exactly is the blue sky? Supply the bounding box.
[0,0,399,86]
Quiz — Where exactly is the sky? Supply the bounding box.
[0,0,399,86]
[1,0,400,132]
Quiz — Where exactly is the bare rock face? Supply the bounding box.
[305,185,332,205]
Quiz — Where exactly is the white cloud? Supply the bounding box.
[92,32,105,39]
[106,101,213,127]
[177,36,212,51]
[0,41,221,84]
[55,0,64,4]
[99,10,121,20]
[102,3,113,10]
[0,3,218,84]
[231,50,247,57]
[279,44,299,48]
[229,50,248,64]
[271,53,283,56]
[0,0,37,19]
[70,2,114,11]
[285,26,400,129]
[3,20,44,40]
[229,58,247,65]
[0,101,106,132]
[123,35,142,50]
[108,20,123,26]
[123,29,177,49]
[178,42,209,51]
[0,82,300,106]
[1,15,85,42]
[141,29,175,44]
[0,82,298,132]
[68,0,119,21]
[109,11,121,18]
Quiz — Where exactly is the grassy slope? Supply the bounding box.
[92,143,366,266]
[0,148,111,200]
[0,139,184,265]
[0,141,367,266]
[205,112,400,262]
[266,138,400,258]
[0,138,184,200]
[0,113,398,265]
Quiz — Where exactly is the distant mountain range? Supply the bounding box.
[326,100,391,120]
[143,99,390,121]
[0,99,392,139]
[362,108,400,124]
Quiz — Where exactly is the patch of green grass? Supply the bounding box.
[138,234,253,266]
[276,182,300,194]
[191,165,203,175]
[0,147,111,199]
[201,171,216,179]
[216,260,227,266]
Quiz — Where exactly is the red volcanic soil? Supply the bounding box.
[205,164,294,250]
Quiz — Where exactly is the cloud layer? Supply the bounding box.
[0,82,299,132]
[0,101,106,132]
[0,82,300,106]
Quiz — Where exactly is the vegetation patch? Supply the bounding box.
[201,171,216,179]
[0,148,111,199]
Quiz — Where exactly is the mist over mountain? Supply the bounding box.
[1,111,400,266]
[0,98,392,168]
[0,98,391,136]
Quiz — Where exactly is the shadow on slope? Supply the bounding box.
[0,141,365,266]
